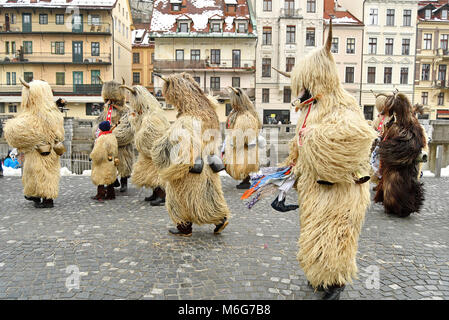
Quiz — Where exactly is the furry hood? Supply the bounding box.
[101,79,126,106]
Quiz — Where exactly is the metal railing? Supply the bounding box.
[153,87,256,99]
[154,59,256,70]
[280,8,302,18]
[0,84,102,95]
[60,152,91,175]
[0,52,111,64]
[0,22,111,34]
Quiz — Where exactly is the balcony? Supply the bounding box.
[280,8,302,19]
[0,21,111,35]
[0,52,111,65]
[154,59,256,72]
[433,80,448,89]
[434,48,449,59]
[153,87,255,100]
[0,84,102,95]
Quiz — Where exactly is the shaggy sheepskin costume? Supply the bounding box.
[4,79,65,208]
[93,78,135,192]
[374,93,426,217]
[121,85,170,205]
[223,87,262,188]
[151,73,230,236]
[275,21,377,299]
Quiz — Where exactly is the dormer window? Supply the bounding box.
[237,23,246,33]
[170,0,182,11]
[211,23,221,33]
[425,9,432,19]
[442,9,448,20]
[225,0,237,13]
[179,22,189,33]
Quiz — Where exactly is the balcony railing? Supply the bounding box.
[433,80,448,88]
[153,87,255,100]
[0,22,111,34]
[0,84,102,95]
[280,8,302,18]
[154,59,256,71]
[0,52,111,65]
[435,48,449,58]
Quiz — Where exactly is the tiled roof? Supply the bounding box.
[323,0,364,26]
[418,0,449,21]
[150,0,255,37]
[132,28,152,47]
[0,0,118,9]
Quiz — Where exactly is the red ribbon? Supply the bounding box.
[298,101,313,147]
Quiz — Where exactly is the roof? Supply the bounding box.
[0,0,118,9]
[132,28,152,47]
[418,0,449,21]
[149,0,256,38]
[323,0,364,26]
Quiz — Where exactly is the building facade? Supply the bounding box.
[415,0,449,120]
[359,0,418,120]
[253,0,324,125]
[132,27,155,94]
[0,0,132,119]
[150,0,257,123]
[324,0,364,104]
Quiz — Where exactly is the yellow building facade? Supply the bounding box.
[0,0,132,119]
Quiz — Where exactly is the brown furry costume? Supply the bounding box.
[93,79,134,191]
[374,93,426,217]
[224,87,262,183]
[275,21,377,298]
[151,73,230,235]
[122,85,170,202]
[4,79,65,207]
[90,133,119,186]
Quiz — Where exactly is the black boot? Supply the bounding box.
[214,217,229,234]
[25,196,41,203]
[91,185,106,201]
[105,184,116,200]
[150,188,166,206]
[144,187,159,202]
[119,177,128,193]
[307,281,324,292]
[169,222,192,237]
[236,176,251,189]
[271,198,299,212]
[322,284,345,300]
[112,178,120,188]
[34,198,54,208]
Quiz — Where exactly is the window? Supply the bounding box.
[402,39,410,55]
[263,0,272,12]
[133,72,140,84]
[237,23,246,33]
[346,38,355,54]
[441,34,449,51]
[56,14,64,25]
[86,103,103,116]
[262,58,271,77]
[92,42,100,56]
[262,88,270,103]
[210,77,220,90]
[211,23,221,33]
[172,4,181,11]
[24,72,33,82]
[286,26,296,44]
[39,14,48,25]
[345,67,355,83]
[232,50,241,68]
[370,8,378,25]
[193,77,200,85]
[0,103,4,114]
[424,33,432,50]
[307,0,316,13]
[91,70,100,84]
[9,105,17,113]
[384,67,392,84]
[23,41,32,54]
[422,64,430,80]
[438,93,445,105]
[363,105,374,120]
[176,49,184,61]
[211,49,220,64]
[283,87,292,103]
[439,64,447,81]
[368,38,377,54]
[403,9,411,26]
[56,72,65,85]
[442,9,448,20]
[151,53,154,64]
[331,37,338,53]
[89,14,101,25]
[5,41,9,54]
[385,38,394,55]
[263,27,272,45]
[133,52,140,64]
[422,92,428,105]
[179,23,189,33]
[11,41,15,54]
[191,50,200,61]
[400,67,408,84]
[51,42,65,55]
[6,72,16,85]
[368,67,376,84]
[306,28,315,46]
[425,9,431,19]
[386,9,395,26]
[286,57,295,72]
[232,77,240,88]
[284,0,295,12]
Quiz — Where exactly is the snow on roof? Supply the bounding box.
[132,28,152,46]
[323,0,363,26]
[224,0,238,4]
[0,0,117,9]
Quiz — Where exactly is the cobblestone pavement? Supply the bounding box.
[0,176,448,300]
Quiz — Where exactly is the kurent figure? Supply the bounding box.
[93,77,134,193]
[374,93,427,217]
[4,79,65,208]
[273,21,377,299]
[121,84,170,206]
[151,73,230,237]
[223,87,262,189]
[90,121,119,201]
